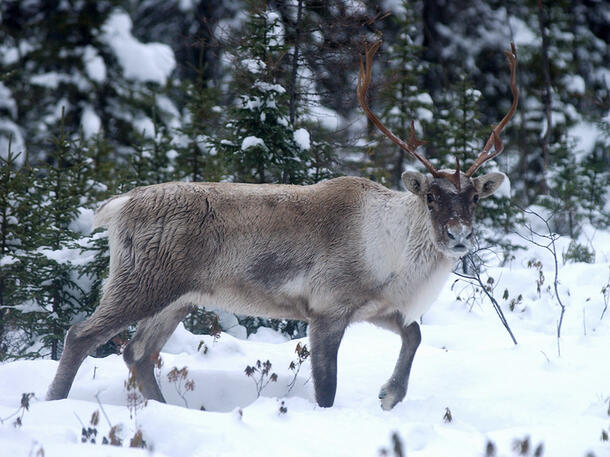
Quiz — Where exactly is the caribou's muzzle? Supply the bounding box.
[446,222,473,254]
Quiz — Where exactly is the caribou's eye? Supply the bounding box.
[473,194,479,204]
[426,193,434,204]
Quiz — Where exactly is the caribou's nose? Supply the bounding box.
[446,224,473,252]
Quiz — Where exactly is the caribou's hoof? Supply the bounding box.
[378,382,406,411]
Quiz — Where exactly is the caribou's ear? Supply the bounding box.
[401,171,428,196]
[472,172,505,198]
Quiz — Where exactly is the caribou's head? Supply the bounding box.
[357,40,518,257]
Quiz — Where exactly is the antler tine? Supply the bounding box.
[465,42,519,177]
[357,39,439,177]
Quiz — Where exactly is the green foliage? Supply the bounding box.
[368,1,433,189]
[1,0,608,356]
[2,116,114,360]
[562,240,595,264]
[174,78,224,183]
[218,2,313,185]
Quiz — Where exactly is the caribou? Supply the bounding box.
[46,41,518,410]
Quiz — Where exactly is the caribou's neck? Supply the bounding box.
[361,190,452,283]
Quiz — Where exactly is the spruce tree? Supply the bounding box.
[218,2,309,185]
[376,1,433,189]
[0,143,33,359]
[9,115,110,360]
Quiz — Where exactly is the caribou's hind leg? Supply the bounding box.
[370,313,421,410]
[123,304,193,402]
[46,268,185,401]
[46,293,143,400]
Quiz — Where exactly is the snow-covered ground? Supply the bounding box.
[1,228,609,457]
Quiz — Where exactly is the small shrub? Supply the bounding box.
[287,342,310,393]
[378,431,405,457]
[527,259,545,297]
[129,430,146,448]
[167,366,196,408]
[244,359,277,397]
[512,435,544,456]
[443,407,453,423]
[0,392,35,427]
[125,369,147,419]
[278,400,287,415]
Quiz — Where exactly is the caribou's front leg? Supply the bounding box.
[370,313,421,410]
[308,316,348,408]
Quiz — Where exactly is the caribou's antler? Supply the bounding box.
[465,42,518,177]
[357,40,462,190]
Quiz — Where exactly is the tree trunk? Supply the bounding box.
[537,0,552,194]
[289,0,304,125]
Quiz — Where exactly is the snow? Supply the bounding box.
[133,117,155,138]
[569,121,602,158]
[101,10,175,85]
[294,128,310,150]
[306,105,344,132]
[81,106,101,139]
[83,46,107,84]
[264,11,284,48]
[563,74,585,95]
[241,136,267,151]
[254,81,286,94]
[30,72,64,89]
[1,226,609,457]
[241,58,266,74]
[0,82,17,118]
[69,208,95,235]
[0,119,26,165]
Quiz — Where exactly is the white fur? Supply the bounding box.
[360,191,454,324]
[93,196,130,229]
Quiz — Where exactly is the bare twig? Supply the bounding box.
[601,270,609,321]
[95,392,113,428]
[454,253,518,345]
[514,205,566,356]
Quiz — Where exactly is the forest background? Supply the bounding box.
[0,0,609,360]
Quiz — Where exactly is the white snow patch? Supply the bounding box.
[264,10,284,47]
[178,0,194,12]
[0,82,17,118]
[80,106,101,139]
[101,10,175,85]
[134,117,155,138]
[254,81,286,94]
[241,136,267,151]
[69,208,95,235]
[563,74,585,95]
[30,72,63,89]
[0,120,26,165]
[294,128,310,150]
[306,105,343,132]
[0,255,19,267]
[509,16,538,47]
[241,58,266,74]
[568,121,601,157]
[83,45,107,83]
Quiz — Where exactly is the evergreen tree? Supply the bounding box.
[0,143,33,359]
[218,2,310,185]
[375,0,433,189]
[173,74,225,183]
[0,1,181,167]
[7,116,111,360]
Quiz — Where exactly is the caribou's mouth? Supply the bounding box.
[448,244,469,256]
